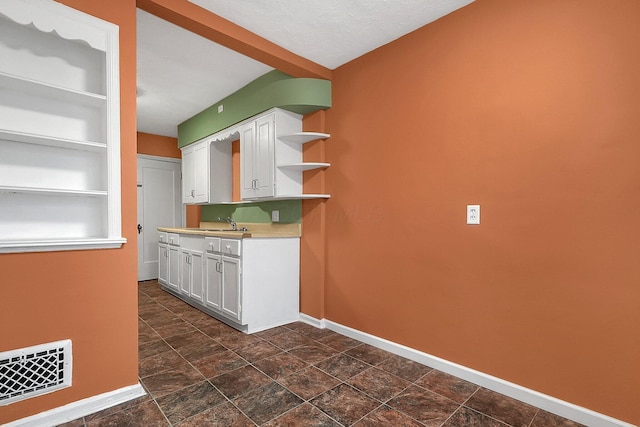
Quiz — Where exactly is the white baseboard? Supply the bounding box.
[4,383,146,427]
[299,315,633,427]
[299,312,326,329]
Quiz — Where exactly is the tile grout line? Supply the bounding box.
[143,288,338,426]
[144,283,450,426]
[138,283,579,427]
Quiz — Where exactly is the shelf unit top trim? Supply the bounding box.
[0,0,118,51]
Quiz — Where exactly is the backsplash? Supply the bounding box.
[201,200,302,224]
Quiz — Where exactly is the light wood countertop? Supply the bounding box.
[158,222,301,238]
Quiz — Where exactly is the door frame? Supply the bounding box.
[137,154,184,281]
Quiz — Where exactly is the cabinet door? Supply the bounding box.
[205,253,222,311]
[190,250,204,303]
[181,145,195,203]
[179,249,190,295]
[240,122,256,199]
[193,142,208,203]
[221,256,242,322]
[158,244,169,285]
[253,114,275,198]
[182,141,209,204]
[168,245,180,291]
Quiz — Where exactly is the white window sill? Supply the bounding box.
[0,238,127,254]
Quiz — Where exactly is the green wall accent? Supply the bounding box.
[178,70,332,147]
[201,200,302,224]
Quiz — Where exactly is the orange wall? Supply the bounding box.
[137,131,181,158]
[320,0,640,424]
[0,1,139,424]
[300,111,329,319]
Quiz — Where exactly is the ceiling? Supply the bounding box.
[136,0,474,138]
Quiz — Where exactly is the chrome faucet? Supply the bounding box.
[218,216,237,231]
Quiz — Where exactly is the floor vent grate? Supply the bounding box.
[0,340,72,405]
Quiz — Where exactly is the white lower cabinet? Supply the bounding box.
[159,232,180,292]
[205,237,242,321]
[158,233,169,285]
[207,238,243,323]
[205,237,242,322]
[159,232,299,333]
[179,236,204,302]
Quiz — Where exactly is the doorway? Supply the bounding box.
[137,155,182,280]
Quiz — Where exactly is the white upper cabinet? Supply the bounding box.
[181,107,331,204]
[240,108,331,201]
[182,140,208,204]
[240,114,276,199]
[181,134,233,204]
[0,0,124,253]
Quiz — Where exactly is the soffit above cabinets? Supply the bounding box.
[136,1,474,138]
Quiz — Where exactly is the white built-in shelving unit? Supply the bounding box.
[0,0,125,253]
[240,110,331,200]
[276,130,331,199]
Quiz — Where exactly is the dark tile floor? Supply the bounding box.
[59,281,585,426]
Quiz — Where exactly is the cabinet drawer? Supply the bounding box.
[158,232,168,244]
[168,233,180,246]
[221,239,241,256]
[205,237,221,253]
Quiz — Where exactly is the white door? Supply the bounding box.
[137,156,182,280]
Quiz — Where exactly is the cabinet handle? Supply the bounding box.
[191,189,195,197]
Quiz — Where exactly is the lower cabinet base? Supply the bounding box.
[159,284,300,334]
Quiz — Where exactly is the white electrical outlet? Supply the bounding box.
[217,104,224,113]
[271,210,280,222]
[467,205,480,225]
